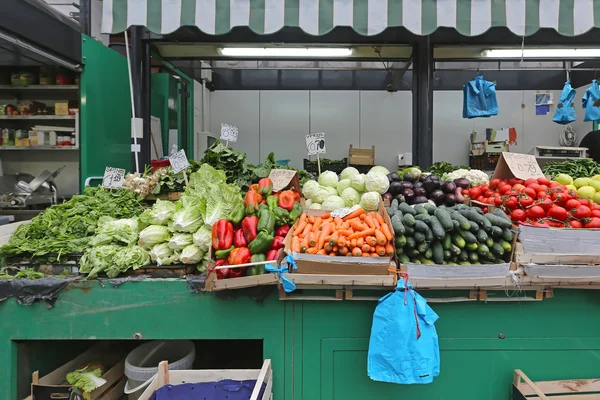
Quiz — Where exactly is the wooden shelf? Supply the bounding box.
[0,115,75,120]
[0,85,78,90]
[0,146,78,151]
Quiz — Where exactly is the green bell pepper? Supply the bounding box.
[214,245,235,259]
[289,202,303,223]
[272,207,290,227]
[266,195,279,211]
[248,231,274,254]
[248,253,267,276]
[257,208,276,234]
[250,254,266,263]
[228,202,245,225]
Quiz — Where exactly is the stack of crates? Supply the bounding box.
[469,141,508,170]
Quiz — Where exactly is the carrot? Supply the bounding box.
[329,231,339,246]
[332,245,339,253]
[308,232,316,247]
[361,252,371,257]
[316,249,327,255]
[333,217,343,226]
[369,213,381,229]
[362,244,371,253]
[375,245,386,256]
[337,229,354,237]
[352,247,362,257]
[350,238,357,248]
[338,246,349,256]
[300,236,309,253]
[312,217,323,232]
[317,223,333,250]
[324,244,333,252]
[370,252,380,257]
[299,212,307,224]
[293,220,307,236]
[350,220,367,231]
[320,213,331,220]
[366,236,377,247]
[364,215,377,229]
[385,243,395,257]
[339,221,350,230]
[348,228,376,240]
[306,247,318,254]
[308,215,315,224]
[357,237,365,248]
[291,236,300,253]
[381,223,394,242]
[337,236,347,248]
[374,212,385,226]
[300,223,313,238]
[375,230,387,246]
[359,213,366,221]
[342,208,365,221]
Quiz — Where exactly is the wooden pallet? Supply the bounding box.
[512,369,600,400]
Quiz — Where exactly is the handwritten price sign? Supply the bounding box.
[220,123,239,143]
[306,133,326,155]
[102,167,126,189]
[169,149,190,174]
[493,152,544,180]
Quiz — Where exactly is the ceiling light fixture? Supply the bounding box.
[220,47,353,57]
[481,48,600,58]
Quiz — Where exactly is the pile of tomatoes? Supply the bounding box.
[465,177,600,229]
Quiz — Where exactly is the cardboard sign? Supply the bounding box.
[330,205,359,219]
[169,149,189,174]
[306,133,326,155]
[492,152,544,180]
[102,167,125,189]
[220,123,239,143]
[269,169,298,192]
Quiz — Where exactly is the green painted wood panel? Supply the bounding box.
[79,35,133,189]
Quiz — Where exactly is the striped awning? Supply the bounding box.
[102,0,600,37]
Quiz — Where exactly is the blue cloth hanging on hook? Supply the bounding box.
[553,81,577,124]
[582,80,600,122]
[462,75,498,119]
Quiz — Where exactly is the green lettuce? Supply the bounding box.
[168,233,193,251]
[180,244,205,264]
[80,245,150,279]
[192,226,212,252]
[90,216,141,246]
[171,201,204,233]
[149,243,179,266]
[67,368,107,393]
[138,225,171,249]
[139,199,176,226]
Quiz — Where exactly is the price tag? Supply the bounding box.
[269,169,297,192]
[220,123,239,143]
[330,205,360,219]
[102,166,125,189]
[169,149,190,174]
[493,152,544,180]
[306,133,326,155]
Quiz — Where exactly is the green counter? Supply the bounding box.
[3,280,600,399]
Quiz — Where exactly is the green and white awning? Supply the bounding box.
[102,0,600,37]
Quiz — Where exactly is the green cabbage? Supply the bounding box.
[324,186,338,196]
[168,233,193,251]
[318,171,339,188]
[139,199,176,226]
[138,225,171,249]
[80,244,150,279]
[365,171,390,194]
[302,180,320,199]
[67,368,107,393]
[336,179,351,196]
[369,165,390,176]
[350,174,366,192]
[180,244,205,264]
[304,199,313,208]
[322,196,346,211]
[309,203,322,210]
[192,226,212,252]
[360,192,381,211]
[109,246,150,278]
[311,187,330,203]
[340,167,360,181]
[341,187,361,207]
[90,216,140,246]
[149,243,179,266]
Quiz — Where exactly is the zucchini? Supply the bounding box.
[501,228,514,242]
[450,211,471,231]
[399,202,416,216]
[493,208,512,223]
[424,248,433,260]
[386,206,395,217]
[485,213,513,229]
[497,239,512,253]
[458,229,477,244]
[405,226,415,236]
[398,254,410,263]
[466,242,478,251]
[490,226,503,238]
[428,216,446,239]
[424,203,437,215]
[395,235,407,248]
[458,250,469,261]
[391,198,399,211]
[443,250,452,261]
[452,234,466,248]
[414,220,430,233]
[491,243,505,256]
[435,209,454,231]
[393,210,404,219]
[477,243,490,255]
[405,236,416,249]
[417,241,429,254]
[413,232,426,243]
[476,229,489,243]
[442,234,452,250]
[391,214,406,235]
[402,213,416,227]
[450,244,461,256]
[469,252,479,263]
[414,204,428,215]
[432,240,444,264]
[415,214,431,222]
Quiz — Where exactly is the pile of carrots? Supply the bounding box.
[290,208,394,257]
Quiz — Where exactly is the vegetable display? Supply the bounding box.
[442,169,489,187]
[427,162,470,178]
[542,158,600,180]
[389,200,513,265]
[384,173,467,207]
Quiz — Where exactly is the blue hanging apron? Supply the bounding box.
[463,75,499,119]
[553,81,577,124]
[582,80,600,122]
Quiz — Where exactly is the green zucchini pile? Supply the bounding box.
[386,200,514,265]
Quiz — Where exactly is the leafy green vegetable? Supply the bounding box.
[89,216,140,247]
[427,162,470,177]
[168,233,193,251]
[138,225,171,249]
[66,368,107,393]
[180,244,205,264]
[80,244,150,279]
[192,226,212,252]
[171,201,204,233]
[139,199,176,226]
[149,243,179,266]
[201,142,255,190]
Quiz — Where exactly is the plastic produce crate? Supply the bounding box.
[469,153,500,170]
[512,369,600,399]
[303,158,347,175]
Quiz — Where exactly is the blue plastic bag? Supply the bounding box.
[367,277,440,385]
[150,380,266,400]
[463,75,499,119]
[582,80,600,122]
[553,81,577,124]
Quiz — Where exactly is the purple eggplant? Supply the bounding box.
[403,188,415,202]
[453,178,470,190]
[444,194,457,206]
[383,192,393,202]
[400,181,414,190]
[441,181,457,194]
[413,187,427,198]
[430,189,445,204]
[403,173,415,183]
[422,179,440,194]
[454,187,465,203]
[412,196,429,205]
[387,172,401,182]
[388,181,404,196]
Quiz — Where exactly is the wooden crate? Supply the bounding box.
[512,369,600,400]
[400,263,514,289]
[30,344,126,400]
[138,359,273,400]
[349,144,375,165]
[518,224,600,255]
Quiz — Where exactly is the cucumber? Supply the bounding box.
[477,243,490,256]
[485,213,513,229]
[414,220,429,233]
[450,244,461,256]
[483,252,496,262]
[459,261,472,265]
[428,216,446,239]
[450,211,471,231]
[469,252,479,263]
[414,204,428,215]
[442,234,452,250]
[402,213,417,227]
[424,248,433,260]
[501,228,514,242]
[447,261,458,265]
[476,229,489,243]
[490,226,503,238]
[415,214,431,222]
[399,202,416,216]
[406,248,420,258]
[458,250,469,261]
[481,259,496,265]
[466,242,478,251]
[473,207,484,215]
[395,235,407,248]
[418,256,435,265]
[486,238,495,248]
[424,226,434,242]
[396,247,404,255]
[405,226,415,236]
[417,241,429,254]
[452,234,466,248]
[412,259,421,264]
[491,242,505,256]
[435,209,454,231]
[398,254,410,263]
[452,220,460,230]
[413,232,426,243]
[468,221,480,233]
[462,210,490,229]
[386,206,395,217]
[432,241,444,264]
[493,208,512,222]
[391,199,399,211]
[497,239,512,253]
[424,203,437,215]
[391,214,406,235]
[458,229,477,244]
[405,236,416,249]
[393,210,404,219]
[443,250,452,261]
[494,258,506,264]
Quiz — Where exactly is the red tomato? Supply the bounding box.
[519,195,534,208]
[494,197,504,206]
[537,199,554,212]
[480,185,490,193]
[539,184,549,192]
[536,191,549,200]
[511,209,527,222]
[462,189,469,196]
[489,178,501,188]
[532,220,549,227]
[527,205,546,220]
[591,210,600,219]
[584,217,600,229]
[548,206,568,221]
[552,191,568,205]
[592,203,600,211]
[513,184,526,192]
[469,187,482,198]
[499,184,512,195]
[523,187,537,199]
[486,198,495,204]
[505,196,518,209]
[569,220,583,228]
[537,177,551,186]
[579,199,591,207]
[477,195,485,203]
[547,220,564,228]
[573,205,592,219]
[565,190,578,200]
[566,199,581,210]
[482,207,489,213]
[509,178,522,186]
[485,190,495,198]
[527,183,541,193]
[524,178,538,187]
[549,181,564,189]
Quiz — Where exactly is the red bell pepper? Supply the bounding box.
[233,229,247,248]
[212,220,233,250]
[266,249,279,261]
[278,190,295,211]
[258,178,273,197]
[214,259,230,280]
[275,224,290,238]
[270,236,285,251]
[244,191,263,215]
[249,184,259,193]
[228,247,252,265]
[293,191,301,202]
[242,216,259,243]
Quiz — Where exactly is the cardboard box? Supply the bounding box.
[470,142,486,156]
[283,200,396,275]
[54,102,69,115]
[492,152,544,180]
[28,131,47,146]
[485,140,509,153]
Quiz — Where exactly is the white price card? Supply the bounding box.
[269,169,297,192]
[102,167,126,189]
[330,205,360,219]
[220,123,239,143]
[306,133,326,155]
[169,149,190,174]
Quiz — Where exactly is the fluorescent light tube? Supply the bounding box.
[220,47,352,57]
[482,48,600,58]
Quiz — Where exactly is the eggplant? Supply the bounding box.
[454,187,465,203]
[413,187,427,198]
[383,192,393,202]
[388,181,404,196]
[441,181,457,194]
[413,182,423,189]
[445,194,457,206]
[422,179,440,194]
[400,181,414,190]
[387,172,401,183]
[403,188,415,202]
[413,196,429,205]
[403,173,415,183]
[453,178,470,190]
[394,194,406,203]
[430,189,445,203]
[428,174,440,181]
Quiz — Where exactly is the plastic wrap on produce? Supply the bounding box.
[186,274,207,293]
[103,275,150,287]
[0,278,73,306]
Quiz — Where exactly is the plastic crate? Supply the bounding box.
[350,164,373,174]
[303,158,347,175]
[469,153,500,170]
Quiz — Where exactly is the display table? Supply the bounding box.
[3,279,600,399]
